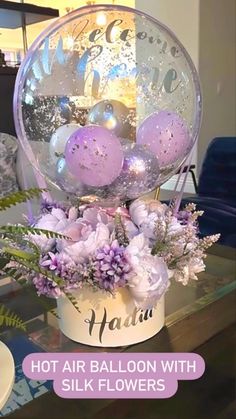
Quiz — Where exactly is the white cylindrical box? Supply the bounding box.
[57,286,165,347]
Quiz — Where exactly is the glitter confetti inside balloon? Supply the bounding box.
[137,111,190,168]
[87,99,131,138]
[111,144,160,200]
[65,125,124,187]
[49,124,80,162]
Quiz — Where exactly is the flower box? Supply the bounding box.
[57,286,165,347]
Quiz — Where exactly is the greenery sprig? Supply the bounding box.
[0,189,80,332]
[0,225,68,240]
[0,188,46,211]
[0,304,26,331]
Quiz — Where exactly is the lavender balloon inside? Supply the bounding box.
[137,111,191,168]
[65,125,124,187]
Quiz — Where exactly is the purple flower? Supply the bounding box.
[32,275,62,298]
[41,252,61,271]
[39,252,84,291]
[41,199,68,214]
[177,210,192,225]
[92,240,133,292]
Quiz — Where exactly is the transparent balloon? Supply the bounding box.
[14,4,201,204]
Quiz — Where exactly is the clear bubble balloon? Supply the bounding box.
[14,4,201,204]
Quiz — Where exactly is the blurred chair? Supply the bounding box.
[180,137,236,247]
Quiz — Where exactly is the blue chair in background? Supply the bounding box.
[180,137,236,247]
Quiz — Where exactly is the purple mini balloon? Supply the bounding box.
[137,111,190,168]
[111,144,160,200]
[65,125,124,187]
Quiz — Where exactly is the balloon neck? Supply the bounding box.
[79,195,122,209]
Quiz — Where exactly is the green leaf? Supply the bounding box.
[63,290,81,314]
[0,303,26,331]
[114,212,129,246]
[7,259,64,287]
[3,259,81,316]
[7,258,80,313]
[0,188,46,212]
[0,225,69,240]
[2,246,37,261]
[0,236,40,262]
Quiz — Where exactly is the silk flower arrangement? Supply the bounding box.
[0,191,219,342]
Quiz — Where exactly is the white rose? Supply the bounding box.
[128,255,170,309]
[129,200,148,227]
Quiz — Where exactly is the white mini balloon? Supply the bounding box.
[49,124,80,162]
